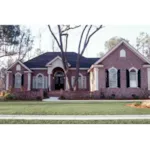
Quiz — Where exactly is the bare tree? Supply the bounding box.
[73,25,103,91]
[48,25,80,90]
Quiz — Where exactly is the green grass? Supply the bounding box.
[0,101,149,115]
[0,119,150,124]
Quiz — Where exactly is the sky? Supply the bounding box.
[27,25,150,58]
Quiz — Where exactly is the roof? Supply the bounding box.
[24,52,99,68]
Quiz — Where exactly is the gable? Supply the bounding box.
[95,40,150,65]
[7,61,32,72]
[100,43,147,69]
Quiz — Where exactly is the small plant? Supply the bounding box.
[59,95,65,100]
[36,96,42,101]
[134,101,142,106]
[132,94,139,99]
[4,93,16,100]
[110,93,116,99]
[100,91,105,99]
[43,90,49,98]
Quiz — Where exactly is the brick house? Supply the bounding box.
[6,40,150,98]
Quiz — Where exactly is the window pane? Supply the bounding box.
[37,75,43,89]
[130,70,137,87]
[15,74,21,88]
[109,68,117,88]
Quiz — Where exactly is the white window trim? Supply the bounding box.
[108,67,118,88]
[129,67,138,88]
[15,72,22,88]
[36,73,44,89]
[120,49,126,57]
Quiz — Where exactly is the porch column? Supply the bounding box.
[48,73,51,91]
[6,72,9,90]
[94,67,99,91]
[27,72,31,91]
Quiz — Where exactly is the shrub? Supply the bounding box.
[59,95,65,100]
[100,92,105,99]
[43,90,49,98]
[4,93,16,100]
[134,101,142,106]
[110,93,116,99]
[132,94,139,99]
[36,96,42,101]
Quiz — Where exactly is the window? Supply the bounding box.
[71,73,86,89]
[108,67,117,88]
[15,73,22,88]
[16,64,21,71]
[36,74,44,89]
[129,68,137,87]
[120,49,126,57]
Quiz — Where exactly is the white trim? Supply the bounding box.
[120,49,126,57]
[36,73,45,89]
[7,71,12,73]
[69,68,89,70]
[108,67,118,88]
[24,71,32,73]
[94,68,99,90]
[15,72,22,76]
[15,72,22,88]
[129,67,138,88]
[94,40,150,65]
[88,65,104,72]
[129,67,138,72]
[27,73,31,91]
[46,56,71,67]
[31,68,47,70]
[7,60,32,72]
[143,65,150,68]
[16,64,21,71]
[6,72,9,90]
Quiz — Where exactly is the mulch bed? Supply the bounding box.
[126,102,150,109]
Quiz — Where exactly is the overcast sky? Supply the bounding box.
[27,25,150,58]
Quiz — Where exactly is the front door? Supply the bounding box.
[54,71,64,90]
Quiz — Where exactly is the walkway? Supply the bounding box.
[42,99,150,102]
[1,115,150,120]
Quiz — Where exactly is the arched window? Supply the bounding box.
[129,68,137,87]
[16,64,21,71]
[15,73,22,88]
[108,67,118,88]
[36,74,44,89]
[120,49,126,57]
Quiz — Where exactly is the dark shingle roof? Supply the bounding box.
[24,52,99,68]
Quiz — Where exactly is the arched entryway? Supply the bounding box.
[53,68,65,90]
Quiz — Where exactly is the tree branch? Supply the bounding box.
[48,25,61,49]
[61,25,81,33]
[78,25,88,54]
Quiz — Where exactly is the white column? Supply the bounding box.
[94,67,99,91]
[48,74,51,91]
[147,68,150,90]
[27,73,31,91]
[6,72,9,90]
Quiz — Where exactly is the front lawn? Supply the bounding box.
[0,101,150,115]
